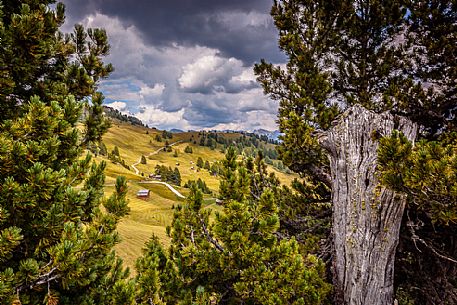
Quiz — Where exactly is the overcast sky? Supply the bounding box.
[61,0,285,131]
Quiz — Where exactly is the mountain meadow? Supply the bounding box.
[97,117,297,272]
[1,1,456,305]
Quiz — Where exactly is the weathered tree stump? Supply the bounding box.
[323,105,417,305]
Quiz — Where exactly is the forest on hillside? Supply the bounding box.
[0,1,456,305]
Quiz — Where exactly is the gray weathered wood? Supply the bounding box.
[323,105,417,305]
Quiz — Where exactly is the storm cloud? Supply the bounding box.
[61,0,285,131]
[62,0,283,63]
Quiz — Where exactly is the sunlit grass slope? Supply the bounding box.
[99,120,297,272]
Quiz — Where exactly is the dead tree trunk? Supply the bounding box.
[323,105,417,305]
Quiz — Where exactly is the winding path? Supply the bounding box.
[131,140,183,175]
[126,140,185,199]
[105,141,186,198]
[104,180,185,199]
[137,180,185,199]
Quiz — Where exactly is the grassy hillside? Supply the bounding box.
[98,120,297,273]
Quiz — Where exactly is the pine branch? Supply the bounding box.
[16,266,61,293]
[250,190,261,201]
[307,163,331,187]
[199,217,224,252]
[414,236,457,264]
[407,217,457,264]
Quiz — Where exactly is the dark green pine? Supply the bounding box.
[255,0,457,303]
[0,1,133,304]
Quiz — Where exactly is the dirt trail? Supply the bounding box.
[126,140,185,198]
[131,140,183,175]
[137,180,185,199]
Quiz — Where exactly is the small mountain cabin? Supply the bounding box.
[137,189,150,198]
[149,174,161,180]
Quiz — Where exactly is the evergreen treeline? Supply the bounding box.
[103,106,145,127]
[183,178,211,194]
[257,134,279,145]
[195,131,278,152]
[194,156,220,176]
[107,145,130,170]
[196,131,286,174]
[154,165,181,186]
[161,130,173,139]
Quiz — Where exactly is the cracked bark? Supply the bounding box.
[322,105,418,305]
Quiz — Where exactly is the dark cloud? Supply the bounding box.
[60,0,283,131]
[238,105,267,113]
[183,98,240,127]
[61,0,285,64]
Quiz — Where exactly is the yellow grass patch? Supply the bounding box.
[100,120,296,272]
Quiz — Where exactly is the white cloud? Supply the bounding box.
[178,54,257,93]
[105,101,127,111]
[134,107,190,130]
[230,68,256,83]
[228,67,263,94]
[80,13,216,86]
[100,79,141,102]
[72,12,279,131]
[178,54,240,92]
[140,83,165,97]
[100,78,165,108]
[209,110,278,132]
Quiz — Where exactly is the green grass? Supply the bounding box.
[99,120,297,273]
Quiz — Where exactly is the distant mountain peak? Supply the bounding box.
[253,128,272,133]
[252,129,282,142]
[169,128,184,133]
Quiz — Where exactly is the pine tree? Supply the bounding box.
[173,167,181,186]
[210,163,219,176]
[196,157,204,168]
[162,130,172,139]
[112,146,120,157]
[204,160,210,171]
[199,135,205,146]
[135,150,331,304]
[184,146,193,154]
[218,146,247,202]
[184,178,211,194]
[140,155,147,165]
[0,1,133,303]
[255,0,457,304]
[99,142,108,156]
[83,92,111,147]
[134,236,166,305]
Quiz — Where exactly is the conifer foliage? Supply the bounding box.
[136,147,331,304]
[255,0,456,303]
[0,1,132,304]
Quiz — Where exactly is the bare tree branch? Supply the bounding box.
[16,266,61,293]
[199,217,224,252]
[407,219,457,264]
